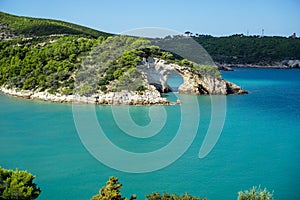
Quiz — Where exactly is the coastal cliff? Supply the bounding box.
[0,57,247,105]
[137,57,247,96]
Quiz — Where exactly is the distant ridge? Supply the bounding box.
[0,11,111,38]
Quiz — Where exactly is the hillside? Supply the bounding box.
[0,12,110,96]
[0,11,110,39]
[0,12,246,104]
[193,34,300,66]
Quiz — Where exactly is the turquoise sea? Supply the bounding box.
[0,68,299,199]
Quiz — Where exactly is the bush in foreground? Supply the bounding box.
[91,176,136,200]
[92,177,206,200]
[0,166,41,200]
[238,185,273,200]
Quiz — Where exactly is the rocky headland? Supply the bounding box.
[1,57,247,105]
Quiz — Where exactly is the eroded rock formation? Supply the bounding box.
[1,57,247,105]
[137,57,247,95]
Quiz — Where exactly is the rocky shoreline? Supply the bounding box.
[0,86,171,105]
[0,57,248,105]
[217,60,300,70]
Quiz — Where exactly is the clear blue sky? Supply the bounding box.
[1,0,299,37]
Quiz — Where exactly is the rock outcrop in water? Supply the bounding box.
[137,57,247,95]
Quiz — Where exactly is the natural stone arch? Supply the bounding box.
[166,72,184,92]
[137,57,180,93]
[137,57,247,95]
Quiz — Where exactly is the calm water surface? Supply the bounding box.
[0,68,299,199]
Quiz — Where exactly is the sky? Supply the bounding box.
[1,0,299,37]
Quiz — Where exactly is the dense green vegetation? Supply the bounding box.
[90,36,152,93]
[91,176,204,200]
[0,167,274,200]
[0,34,225,95]
[193,34,300,64]
[95,39,181,93]
[0,36,105,94]
[0,167,41,200]
[93,176,274,200]
[0,12,110,38]
[0,11,112,95]
[60,35,220,95]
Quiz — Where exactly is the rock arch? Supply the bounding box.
[137,57,247,95]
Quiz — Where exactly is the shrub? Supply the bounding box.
[77,84,95,96]
[100,85,107,92]
[22,77,36,90]
[91,176,136,200]
[61,87,73,95]
[238,185,273,200]
[0,166,41,200]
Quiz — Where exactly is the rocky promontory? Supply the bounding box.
[0,57,247,105]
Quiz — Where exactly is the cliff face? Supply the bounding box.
[137,57,247,95]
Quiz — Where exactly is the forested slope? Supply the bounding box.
[193,34,300,65]
[0,11,110,38]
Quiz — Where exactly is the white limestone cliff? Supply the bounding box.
[137,57,247,95]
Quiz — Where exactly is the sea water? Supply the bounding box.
[0,68,299,199]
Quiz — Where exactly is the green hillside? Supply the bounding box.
[0,11,110,38]
[0,12,112,94]
[0,12,217,96]
[193,34,300,65]
[0,34,216,96]
[1,11,299,97]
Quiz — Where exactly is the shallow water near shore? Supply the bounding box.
[0,68,299,199]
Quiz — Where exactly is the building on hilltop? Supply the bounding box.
[289,33,296,39]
